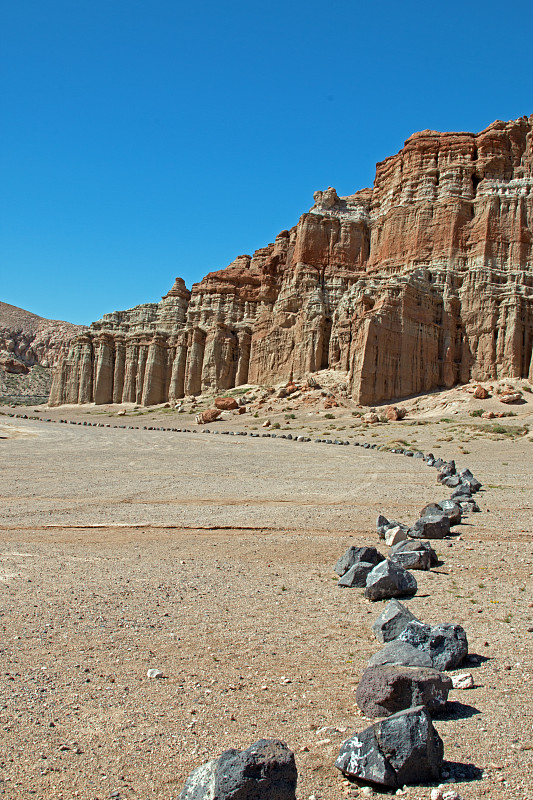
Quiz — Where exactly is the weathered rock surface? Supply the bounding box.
[50,115,533,407]
[384,525,408,546]
[197,408,222,424]
[365,560,417,601]
[408,514,451,539]
[399,621,469,670]
[355,665,452,717]
[179,738,297,800]
[385,405,407,421]
[214,396,239,410]
[372,599,419,643]
[369,641,434,669]
[500,392,522,404]
[334,546,385,576]
[376,515,408,541]
[389,539,439,569]
[335,706,444,788]
[338,561,376,588]
[435,500,463,526]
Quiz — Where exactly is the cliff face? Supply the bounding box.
[50,115,533,407]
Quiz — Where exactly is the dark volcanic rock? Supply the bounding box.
[334,546,385,577]
[369,640,434,668]
[355,665,452,717]
[365,560,417,601]
[408,514,451,539]
[389,540,439,568]
[437,500,463,525]
[335,706,444,788]
[179,738,297,800]
[338,561,375,588]
[399,621,468,671]
[372,599,419,643]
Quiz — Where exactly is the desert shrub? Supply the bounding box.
[470,409,484,417]
[324,413,335,419]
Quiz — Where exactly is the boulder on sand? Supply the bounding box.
[196,408,222,424]
[179,738,297,800]
[369,640,433,669]
[355,665,452,717]
[365,560,417,601]
[408,514,451,539]
[338,561,376,588]
[335,706,444,788]
[376,514,408,541]
[214,397,239,410]
[399,621,468,671]
[389,539,439,569]
[334,546,385,576]
[372,599,419,643]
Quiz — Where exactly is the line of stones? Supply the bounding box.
[3,411,416,450]
[5,410,480,799]
[331,455,483,795]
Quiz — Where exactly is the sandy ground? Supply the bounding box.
[1,388,532,800]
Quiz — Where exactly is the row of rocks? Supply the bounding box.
[336,604,469,788]
[332,455,483,792]
[178,444,482,796]
[6,411,481,798]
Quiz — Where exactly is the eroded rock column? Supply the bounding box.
[185,328,206,395]
[77,335,94,404]
[141,337,169,406]
[122,341,139,403]
[169,338,188,401]
[113,338,126,403]
[93,334,115,404]
[236,328,252,386]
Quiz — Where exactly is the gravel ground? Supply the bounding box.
[0,405,532,800]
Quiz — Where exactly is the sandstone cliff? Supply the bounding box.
[50,115,533,407]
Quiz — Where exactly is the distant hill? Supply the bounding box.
[0,301,85,404]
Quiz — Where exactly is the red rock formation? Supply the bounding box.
[50,116,533,407]
[215,397,239,410]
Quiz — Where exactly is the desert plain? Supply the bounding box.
[1,379,532,800]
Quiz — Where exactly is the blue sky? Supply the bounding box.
[1,0,532,325]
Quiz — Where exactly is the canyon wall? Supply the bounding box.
[50,115,533,407]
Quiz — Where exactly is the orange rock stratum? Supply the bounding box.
[50,115,533,406]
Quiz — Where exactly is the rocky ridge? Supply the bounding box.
[50,115,533,407]
[0,301,86,400]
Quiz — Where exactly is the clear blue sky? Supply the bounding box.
[1,0,532,325]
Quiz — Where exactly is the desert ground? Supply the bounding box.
[1,377,532,800]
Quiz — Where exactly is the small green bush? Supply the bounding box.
[470,409,484,417]
[324,413,335,419]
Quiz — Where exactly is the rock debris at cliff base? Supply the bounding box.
[50,115,533,407]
